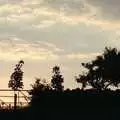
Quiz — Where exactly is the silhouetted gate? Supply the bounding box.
[0,89,30,109]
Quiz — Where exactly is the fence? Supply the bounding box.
[0,89,30,109]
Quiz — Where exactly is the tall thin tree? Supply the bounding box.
[51,66,64,91]
[8,60,24,90]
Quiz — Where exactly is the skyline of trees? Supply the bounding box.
[1,47,120,119]
[6,46,120,91]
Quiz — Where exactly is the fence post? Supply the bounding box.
[14,93,17,110]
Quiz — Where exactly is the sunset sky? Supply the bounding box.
[0,0,120,90]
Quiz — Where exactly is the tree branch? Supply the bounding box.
[104,81,113,90]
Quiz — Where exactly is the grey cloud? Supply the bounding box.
[0,0,118,56]
[43,0,120,21]
[0,0,120,21]
[0,20,115,55]
[86,0,120,21]
[41,0,93,16]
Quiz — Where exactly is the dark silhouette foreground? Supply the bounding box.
[1,89,120,120]
[1,47,120,120]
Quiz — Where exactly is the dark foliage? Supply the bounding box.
[29,78,52,103]
[76,47,120,90]
[8,60,24,90]
[26,88,120,120]
[51,66,64,91]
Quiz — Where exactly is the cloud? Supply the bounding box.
[86,0,120,21]
[0,0,119,32]
[67,52,101,59]
[0,0,118,29]
[42,0,120,22]
[0,38,63,61]
[0,20,115,55]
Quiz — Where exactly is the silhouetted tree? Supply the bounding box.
[51,66,64,91]
[76,47,120,90]
[8,60,24,90]
[29,78,51,96]
[75,72,88,90]
[33,78,51,90]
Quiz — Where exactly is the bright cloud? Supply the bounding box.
[67,53,101,59]
[0,39,63,61]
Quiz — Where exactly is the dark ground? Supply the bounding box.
[1,89,120,120]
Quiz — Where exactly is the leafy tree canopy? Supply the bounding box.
[8,60,24,90]
[76,47,120,90]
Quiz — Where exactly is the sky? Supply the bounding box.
[0,0,120,90]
